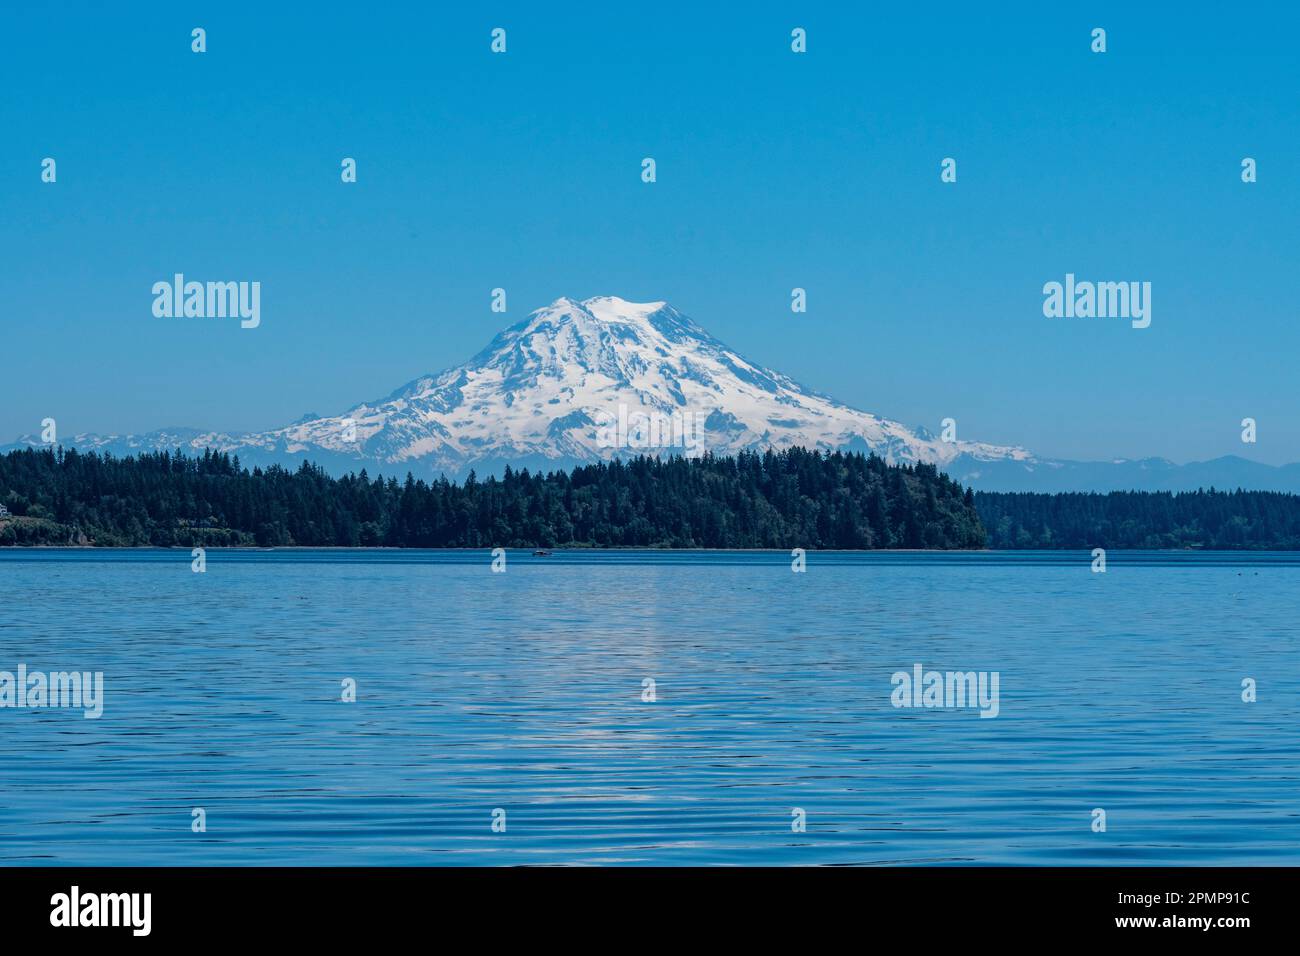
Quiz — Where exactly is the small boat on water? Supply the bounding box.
[533,550,553,556]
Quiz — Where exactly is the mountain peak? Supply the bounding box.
[580,295,668,317]
[536,295,671,326]
[12,294,1035,481]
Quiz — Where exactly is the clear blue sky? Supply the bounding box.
[2,2,1297,464]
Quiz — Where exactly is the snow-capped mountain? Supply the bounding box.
[9,296,1032,479]
[259,295,1033,474]
[9,295,1298,491]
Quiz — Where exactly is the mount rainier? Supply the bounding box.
[10,296,1299,492]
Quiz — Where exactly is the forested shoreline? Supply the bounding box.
[975,488,1300,550]
[0,446,984,549]
[2,447,1298,550]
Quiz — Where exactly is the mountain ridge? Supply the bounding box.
[6,296,1297,492]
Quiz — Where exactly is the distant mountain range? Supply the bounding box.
[7,296,1298,492]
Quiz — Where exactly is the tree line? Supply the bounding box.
[0,446,985,549]
[5,446,1299,549]
[975,489,1300,549]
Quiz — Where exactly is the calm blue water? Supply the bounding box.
[1,548,1297,865]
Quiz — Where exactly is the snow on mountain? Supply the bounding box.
[8,296,1034,479]
[264,295,1032,472]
